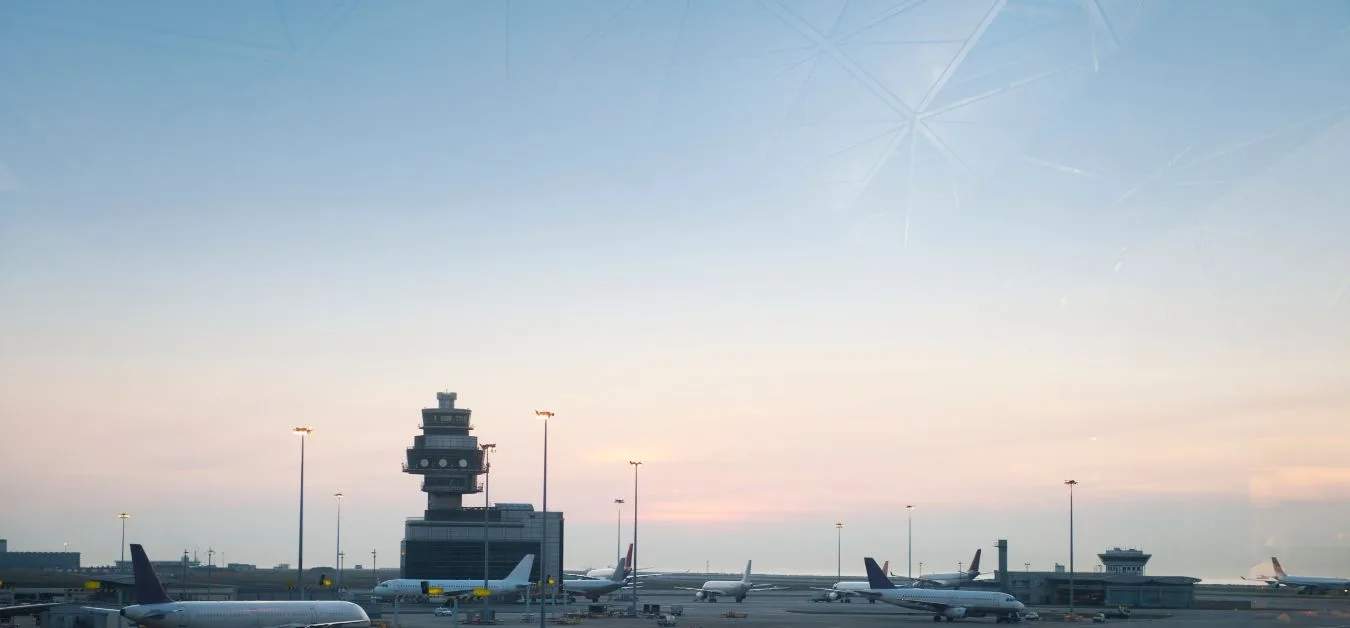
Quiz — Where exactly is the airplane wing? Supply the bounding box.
[1,604,63,619]
[274,621,373,628]
[749,585,789,592]
[671,586,707,592]
[425,586,483,599]
[861,595,948,614]
[81,608,122,616]
[891,576,943,588]
[848,589,884,603]
[895,600,948,613]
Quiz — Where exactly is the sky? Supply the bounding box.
[1,0,1349,581]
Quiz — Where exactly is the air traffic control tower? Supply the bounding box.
[1099,547,1151,575]
[400,392,563,583]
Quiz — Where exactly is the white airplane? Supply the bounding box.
[1243,557,1350,594]
[84,544,370,628]
[675,560,787,603]
[854,557,1025,623]
[372,555,534,601]
[563,556,630,602]
[812,560,891,602]
[569,544,665,580]
[895,549,984,587]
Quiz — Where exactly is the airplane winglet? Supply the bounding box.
[863,557,895,590]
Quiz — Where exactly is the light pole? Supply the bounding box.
[628,460,642,617]
[919,561,924,577]
[207,548,214,598]
[614,499,625,570]
[334,492,343,590]
[534,410,554,628]
[480,442,496,619]
[905,504,914,578]
[1025,562,1030,572]
[118,513,130,571]
[834,523,843,581]
[1065,479,1078,614]
[293,426,314,600]
[371,549,378,587]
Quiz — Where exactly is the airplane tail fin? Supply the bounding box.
[506,555,536,584]
[610,556,628,583]
[968,549,982,575]
[742,560,752,583]
[864,557,896,590]
[881,560,889,575]
[1271,557,1286,577]
[129,544,175,605]
[625,543,634,576]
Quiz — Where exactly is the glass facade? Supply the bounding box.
[402,539,556,582]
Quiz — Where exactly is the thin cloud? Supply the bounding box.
[1249,467,1350,506]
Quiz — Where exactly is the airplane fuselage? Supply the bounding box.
[920,572,977,586]
[121,601,369,628]
[865,589,1024,620]
[694,581,751,601]
[821,581,884,603]
[1278,575,1350,592]
[372,578,525,599]
[562,579,626,600]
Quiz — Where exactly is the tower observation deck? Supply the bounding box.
[404,392,484,513]
[1099,547,1152,576]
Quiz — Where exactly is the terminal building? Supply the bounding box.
[0,539,80,570]
[974,541,1199,609]
[400,392,563,585]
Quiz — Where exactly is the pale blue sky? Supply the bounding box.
[1,0,1348,579]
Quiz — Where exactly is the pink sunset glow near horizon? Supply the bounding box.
[3,0,1349,583]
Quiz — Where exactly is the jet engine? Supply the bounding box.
[941,607,968,620]
[694,591,709,601]
[826,591,843,601]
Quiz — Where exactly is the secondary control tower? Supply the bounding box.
[1098,547,1151,576]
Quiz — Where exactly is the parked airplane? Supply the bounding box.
[812,560,891,602]
[372,555,534,601]
[674,560,787,602]
[569,544,665,580]
[563,556,630,602]
[895,549,983,587]
[84,544,371,628]
[854,557,1025,623]
[1242,557,1350,594]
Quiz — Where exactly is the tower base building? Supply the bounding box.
[399,392,563,583]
